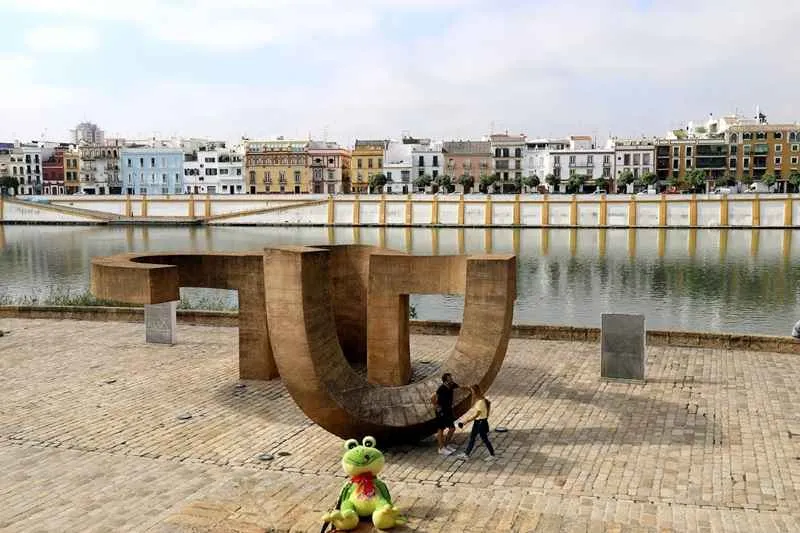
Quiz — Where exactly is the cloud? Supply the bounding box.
[23,25,99,52]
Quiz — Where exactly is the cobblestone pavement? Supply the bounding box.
[2,318,800,532]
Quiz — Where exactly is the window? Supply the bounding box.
[127,158,132,168]
[633,154,640,165]
[623,154,630,165]
[204,157,215,163]
[294,170,301,183]
[756,132,766,140]
[587,155,593,165]
[418,156,424,166]
[418,170,424,177]
[776,144,783,152]
[672,159,679,169]
[569,155,576,165]
[643,154,650,165]
[265,171,271,183]
[686,146,692,157]
[791,132,798,141]
[776,157,782,166]
[432,155,438,166]
[673,146,679,156]
[604,155,611,164]
[553,155,561,164]
[139,158,144,166]
[744,145,751,154]
[151,158,156,167]
[514,148,521,158]
[730,133,738,143]
[730,145,737,155]
[357,159,363,169]
[386,171,392,180]
[603,167,610,177]
[793,145,800,152]
[743,132,752,140]
[729,158,737,168]
[162,173,167,183]
[792,157,798,165]
[686,159,692,168]
[279,171,286,183]
[378,158,382,167]
[743,158,750,169]
[775,132,783,140]
[249,171,256,183]
[328,170,335,181]
[502,148,509,157]
[220,168,229,175]
[368,159,373,169]
[494,148,501,157]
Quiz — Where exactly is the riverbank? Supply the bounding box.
[5,192,800,228]
[2,304,798,354]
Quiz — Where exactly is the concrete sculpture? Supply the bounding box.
[91,245,516,442]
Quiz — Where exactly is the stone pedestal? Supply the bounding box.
[601,313,646,382]
[145,301,177,345]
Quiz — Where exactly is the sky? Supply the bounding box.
[1,0,799,145]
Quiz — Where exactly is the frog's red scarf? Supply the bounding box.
[351,472,376,498]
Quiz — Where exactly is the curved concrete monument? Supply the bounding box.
[91,245,516,442]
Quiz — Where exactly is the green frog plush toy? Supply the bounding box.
[321,436,406,531]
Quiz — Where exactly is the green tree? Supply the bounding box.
[595,176,609,193]
[685,169,706,192]
[761,173,777,190]
[566,174,585,194]
[788,170,800,192]
[368,173,386,193]
[414,174,433,191]
[435,174,453,193]
[522,174,540,191]
[740,173,753,187]
[617,170,635,192]
[722,172,738,187]
[479,174,497,193]
[457,174,474,193]
[667,173,684,190]
[641,171,658,187]
[0,176,19,195]
[545,173,559,192]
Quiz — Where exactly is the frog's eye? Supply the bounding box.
[344,439,359,451]
[362,436,376,448]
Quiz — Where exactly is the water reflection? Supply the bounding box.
[1,225,799,335]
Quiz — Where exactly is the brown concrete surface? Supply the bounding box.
[2,318,800,532]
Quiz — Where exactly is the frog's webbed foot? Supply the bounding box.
[373,504,405,530]
[323,508,359,531]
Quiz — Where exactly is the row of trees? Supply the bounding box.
[0,177,20,195]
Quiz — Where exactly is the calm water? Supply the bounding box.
[1,225,799,336]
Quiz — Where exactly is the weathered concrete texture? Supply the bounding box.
[264,247,515,442]
[145,301,178,345]
[2,319,800,532]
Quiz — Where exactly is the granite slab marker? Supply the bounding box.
[145,301,177,345]
[601,313,646,382]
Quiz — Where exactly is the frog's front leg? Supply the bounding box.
[327,500,359,531]
[372,498,404,530]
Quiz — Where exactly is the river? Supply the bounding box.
[1,224,798,336]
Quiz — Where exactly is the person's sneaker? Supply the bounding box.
[484,455,497,462]
[454,452,469,460]
[438,448,453,456]
[444,445,457,453]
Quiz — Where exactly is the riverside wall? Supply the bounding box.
[1,305,799,354]
[3,193,800,228]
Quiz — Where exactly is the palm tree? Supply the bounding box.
[788,170,800,193]
[761,173,777,191]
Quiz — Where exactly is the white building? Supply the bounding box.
[77,141,122,195]
[523,138,570,179]
[411,139,443,182]
[71,122,105,146]
[548,136,614,193]
[7,141,54,195]
[183,142,245,195]
[383,139,415,194]
[613,139,655,184]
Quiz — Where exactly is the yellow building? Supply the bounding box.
[726,124,800,188]
[245,139,309,194]
[350,140,387,193]
[63,148,80,194]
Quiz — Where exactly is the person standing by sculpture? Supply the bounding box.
[454,384,496,461]
[432,373,459,455]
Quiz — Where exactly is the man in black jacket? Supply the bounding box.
[432,373,459,455]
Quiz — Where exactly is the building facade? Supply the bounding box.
[78,142,122,195]
[307,141,351,194]
[42,147,66,195]
[183,142,245,195]
[523,138,570,180]
[71,122,105,146]
[613,139,655,184]
[245,139,308,194]
[121,147,184,195]
[549,136,614,193]
[8,142,53,195]
[726,123,800,189]
[489,133,526,186]
[350,140,386,193]
[383,139,413,194]
[63,149,80,194]
[411,140,443,181]
[443,141,491,192]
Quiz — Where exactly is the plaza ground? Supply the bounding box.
[1,318,800,532]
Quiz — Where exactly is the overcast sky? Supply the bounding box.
[1,0,799,145]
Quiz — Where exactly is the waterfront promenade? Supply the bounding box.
[1,318,800,532]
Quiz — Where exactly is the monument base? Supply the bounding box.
[601,313,646,383]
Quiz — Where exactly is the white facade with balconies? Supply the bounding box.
[183,142,244,195]
[548,136,614,193]
[78,142,122,195]
[383,139,415,194]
